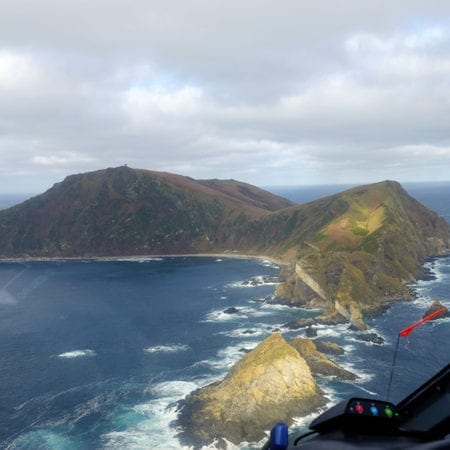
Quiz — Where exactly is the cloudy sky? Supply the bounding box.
[1,0,450,193]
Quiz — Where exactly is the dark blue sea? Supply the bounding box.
[0,183,449,449]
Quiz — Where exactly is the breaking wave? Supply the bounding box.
[57,349,96,359]
[144,344,190,354]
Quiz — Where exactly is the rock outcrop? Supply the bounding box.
[423,299,449,319]
[290,338,356,381]
[314,340,345,356]
[283,317,317,330]
[178,333,326,447]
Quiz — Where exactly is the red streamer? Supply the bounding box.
[399,307,447,337]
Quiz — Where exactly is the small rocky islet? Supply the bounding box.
[177,333,329,447]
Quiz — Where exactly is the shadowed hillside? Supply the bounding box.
[0,166,293,257]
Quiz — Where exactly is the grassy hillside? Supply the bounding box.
[0,166,291,257]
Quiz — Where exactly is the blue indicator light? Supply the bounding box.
[370,405,378,416]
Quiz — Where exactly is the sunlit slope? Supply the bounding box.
[227,180,448,259]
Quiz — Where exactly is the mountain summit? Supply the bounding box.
[0,167,449,328]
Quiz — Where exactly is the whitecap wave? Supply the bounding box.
[415,296,449,310]
[412,258,450,290]
[258,259,280,269]
[219,327,268,338]
[202,309,243,322]
[260,302,299,311]
[292,404,332,431]
[118,257,164,263]
[431,316,450,327]
[342,344,356,352]
[412,295,434,308]
[57,349,96,359]
[313,323,349,338]
[202,306,272,323]
[227,275,278,288]
[149,380,199,398]
[215,341,259,371]
[144,344,190,354]
[345,336,385,347]
[194,341,260,374]
[334,360,375,385]
[100,380,205,450]
[291,393,340,436]
[100,402,186,449]
[7,429,78,449]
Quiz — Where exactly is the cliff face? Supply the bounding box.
[178,333,326,446]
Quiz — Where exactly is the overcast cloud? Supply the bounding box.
[1,0,450,193]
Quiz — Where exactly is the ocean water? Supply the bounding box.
[0,183,449,449]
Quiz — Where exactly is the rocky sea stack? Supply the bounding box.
[423,299,449,318]
[177,333,326,447]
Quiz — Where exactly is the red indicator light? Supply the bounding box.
[355,403,364,414]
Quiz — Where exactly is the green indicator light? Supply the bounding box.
[384,407,393,418]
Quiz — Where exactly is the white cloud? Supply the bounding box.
[0,50,40,89]
[1,2,450,192]
[122,85,206,124]
[32,152,95,167]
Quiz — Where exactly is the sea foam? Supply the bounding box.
[118,257,164,263]
[227,275,278,289]
[144,344,190,354]
[100,380,201,450]
[7,429,78,450]
[57,349,96,359]
[202,306,273,323]
[218,327,268,339]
